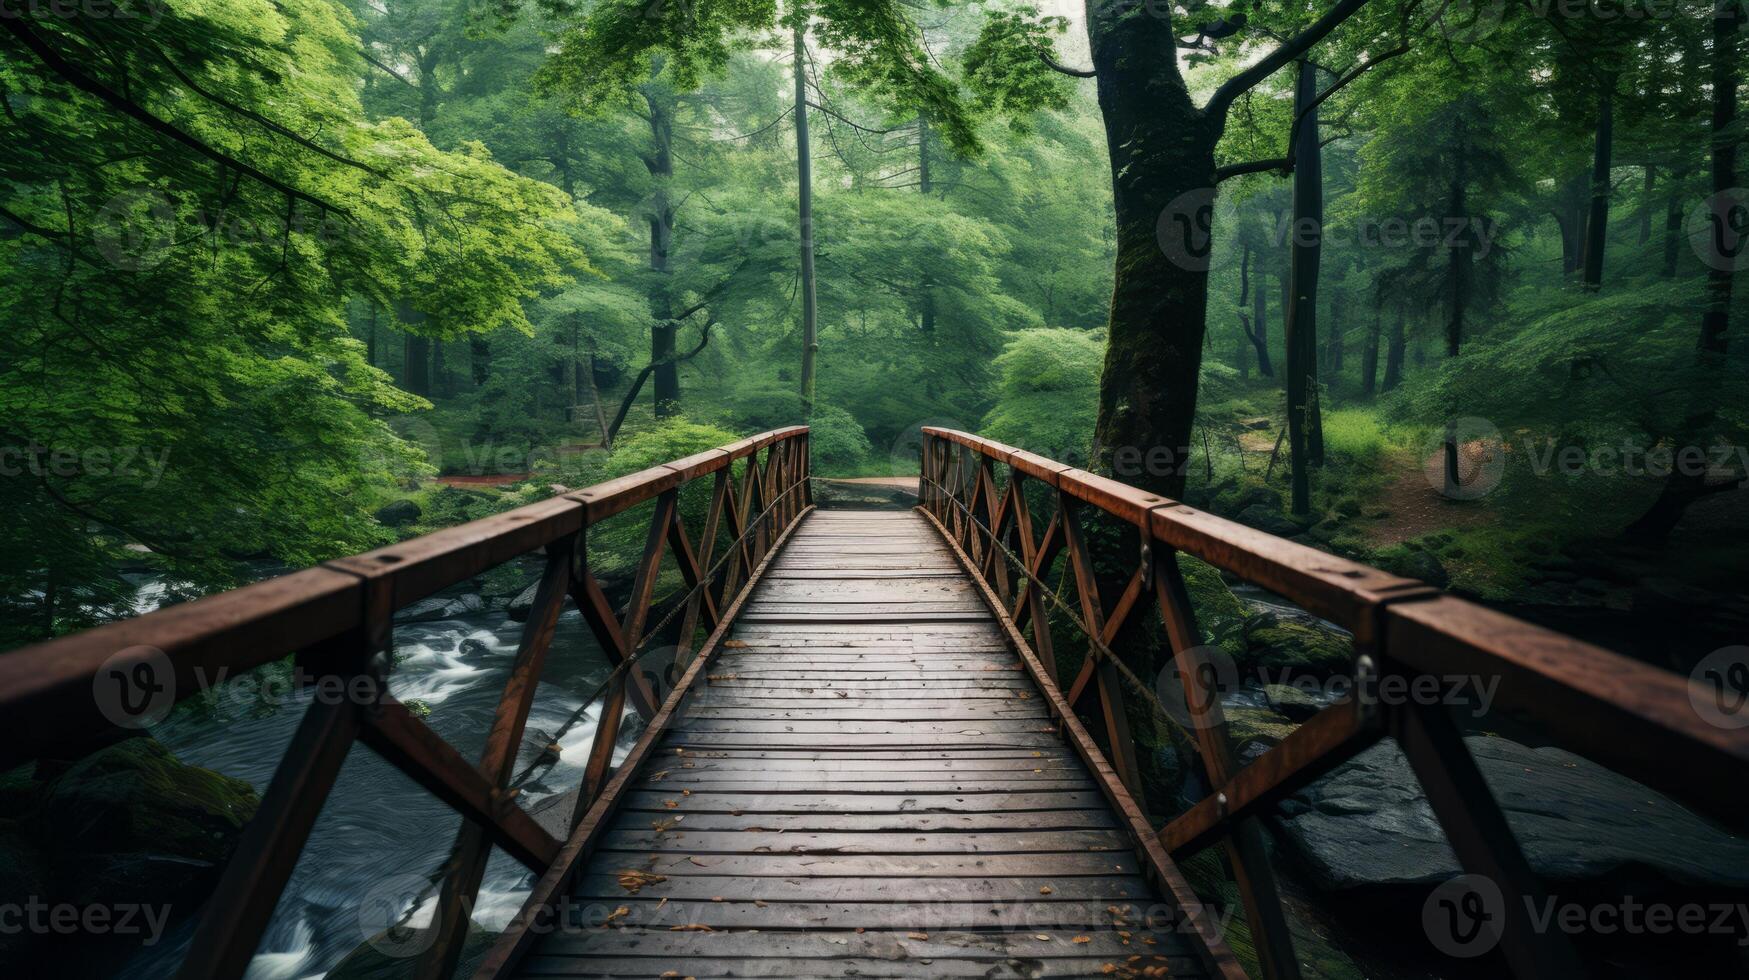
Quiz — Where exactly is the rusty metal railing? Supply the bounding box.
[917,426,1749,980]
[0,426,812,979]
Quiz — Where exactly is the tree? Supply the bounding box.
[965,0,1404,499]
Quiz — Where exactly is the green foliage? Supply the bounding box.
[807,405,873,473]
[962,9,1073,126]
[981,328,1103,462]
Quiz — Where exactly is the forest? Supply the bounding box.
[1,0,1746,975]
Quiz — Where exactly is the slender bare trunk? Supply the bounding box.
[794,25,819,416]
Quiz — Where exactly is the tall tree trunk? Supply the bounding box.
[1627,6,1741,539]
[431,339,446,396]
[1662,181,1685,277]
[1085,0,1217,499]
[1382,306,1406,393]
[1638,164,1655,244]
[1236,245,1251,379]
[643,78,680,416]
[1285,60,1323,513]
[1361,315,1381,398]
[1581,83,1614,291]
[366,302,377,367]
[918,114,936,337]
[794,25,820,417]
[1252,249,1273,376]
[404,335,430,396]
[1443,140,1471,496]
[1555,172,1587,277]
[466,336,487,387]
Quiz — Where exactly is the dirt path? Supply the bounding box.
[1358,446,1499,548]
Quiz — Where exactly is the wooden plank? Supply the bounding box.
[610,810,1119,832]
[570,876,1150,903]
[550,899,1191,930]
[536,927,1181,959]
[597,829,1125,853]
[519,955,1196,978]
[618,790,1113,813]
[471,505,816,980]
[583,851,1139,879]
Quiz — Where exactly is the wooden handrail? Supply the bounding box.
[0,426,811,980]
[918,426,1749,980]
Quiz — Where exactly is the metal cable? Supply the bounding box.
[919,476,1204,745]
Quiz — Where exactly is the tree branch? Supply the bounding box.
[606,319,719,441]
[1039,49,1095,78]
[2,18,350,218]
[359,48,417,87]
[805,100,896,135]
[154,48,389,179]
[1216,157,1291,181]
[1204,0,1371,124]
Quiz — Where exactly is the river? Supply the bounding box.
[117,557,624,980]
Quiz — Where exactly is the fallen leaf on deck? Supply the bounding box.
[1039,886,1053,894]
[724,640,748,648]
[663,800,679,808]
[649,770,670,782]
[616,870,667,894]
[603,906,630,924]
[907,932,929,941]
[669,924,715,932]
[1073,936,1091,944]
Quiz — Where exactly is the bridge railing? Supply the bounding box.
[917,426,1749,980]
[0,425,811,979]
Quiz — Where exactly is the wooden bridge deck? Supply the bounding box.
[515,509,1207,978]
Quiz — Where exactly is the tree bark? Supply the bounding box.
[1382,307,1406,392]
[1252,248,1272,376]
[643,76,680,416]
[1580,84,1614,291]
[1284,60,1323,513]
[1663,182,1685,277]
[470,336,490,387]
[919,114,937,336]
[404,335,430,396]
[1084,0,1218,498]
[1361,315,1381,398]
[1638,164,1655,245]
[794,24,820,416]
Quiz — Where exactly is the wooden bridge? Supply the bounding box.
[2,426,1745,979]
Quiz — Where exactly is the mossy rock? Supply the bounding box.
[1374,545,1449,588]
[1179,556,1248,663]
[1224,704,1300,757]
[1332,496,1363,517]
[30,736,259,908]
[1243,618,1355,679]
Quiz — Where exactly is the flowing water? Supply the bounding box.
[116,558,626,980]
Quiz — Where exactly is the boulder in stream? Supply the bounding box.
[1273,734,1749,892]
